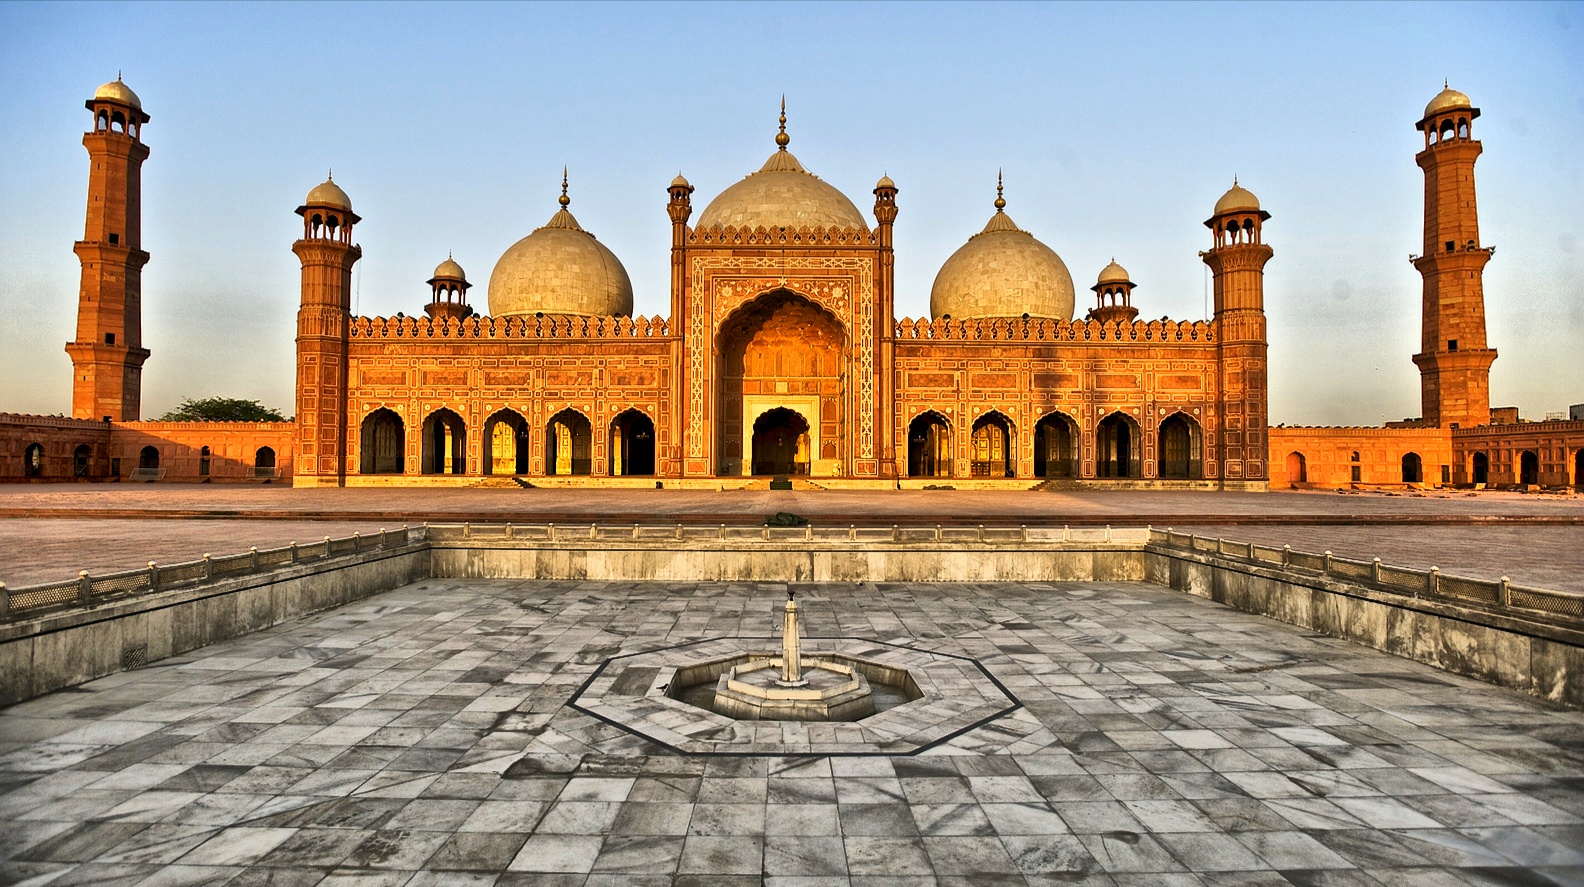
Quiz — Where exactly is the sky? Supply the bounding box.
[0,1,1580,425]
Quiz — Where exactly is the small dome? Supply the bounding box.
[930,197,1074,321]
[94,77,141,109]
[432,256,466,281]
[1425,85,1472,118]
[1096,259,1131,286]
[305,177,353,212]
[671,173,691,188]
[1213,181,1261,216]
[875,174,896,191]
[487,196,634,318]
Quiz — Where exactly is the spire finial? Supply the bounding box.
[559,166,570,208]
[994,169,1006,212]
[1232,174,1238,187]
[775,95,790,150]
[327,168,333,181]
[1444,78,1449,89]
[117,70,123,82]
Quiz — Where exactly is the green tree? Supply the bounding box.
[158,397,288,422]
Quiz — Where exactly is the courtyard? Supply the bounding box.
[2,576,1581,885]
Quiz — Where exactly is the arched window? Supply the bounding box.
[359,409,405,474]
[1286,452,1307,484]
[199,445,211,477]
[970,412,1014,478]
[546,409,592,476]
[139,445,160,470]
[610,409,656,476]
[1401,452,1422,484]
[1034,412,1078,479]
[907,411,952,478]
[73,444,91,477]
[23,443,44,477]
[421,409,467,475]
[1158,414,1203,479]
[1519,450,1540,486]
[1349,450,1361,483]
[1096,412,1140,478]
[484,409,529,476]
[254,447,276,478]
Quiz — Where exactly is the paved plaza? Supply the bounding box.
[2,577,1582,885]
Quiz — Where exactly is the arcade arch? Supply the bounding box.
[1034,412,1078,478]
[422,409,466,475]
[1158,413,1203,479]
[484,409,529,475]
[1096,412,1140,478]
[547,409,591,476]
[360,409,405,474]
[610,409,656,476]
[970,411,1014,478]
[907,411,952,478]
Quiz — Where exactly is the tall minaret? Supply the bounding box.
[292,176,362,486]
[66,76,152,421]
[1203,181,1273,485]
[1411,84,1497,429]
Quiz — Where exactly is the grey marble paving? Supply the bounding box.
[1,578,1582,886]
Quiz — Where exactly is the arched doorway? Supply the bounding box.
[23,443,44,477]
[971,412,1014,477]
[1096,412,1140,478]
[422,409,467,475]
[360,409,405,474]
[546,409,591,475]
[1472,451,1489,485]
[1574,449,1583,490]
[1034,412,1078,478]
[751,408,810,475]
[1401,452,1423,483]
[139,445,160,470]
[1519,450,1539,485]
[1286,452,1307,484]
[198,446,212,478]
[484,409,529,475]
[611,409,656,476]
[1158,413,1203,479]
[908,412,952,478]
[73,444,91,477]
[255,446,276,478]
[718,290,845,476]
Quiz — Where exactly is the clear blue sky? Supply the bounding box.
[1,1,1579,424]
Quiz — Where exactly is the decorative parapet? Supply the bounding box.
[686,224,879,248]
[349,313,672,340]
[0,413,111,431]
[894,316,1215,343]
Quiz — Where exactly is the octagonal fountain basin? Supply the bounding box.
[666,651,922,722]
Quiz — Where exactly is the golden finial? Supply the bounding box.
[1232,174,1239,187]
[994,169,1006,212]
[117,70,123,82]
[327,168,333,181]
[775,96,790,150]
[559,166,570,208]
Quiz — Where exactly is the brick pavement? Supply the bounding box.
[2,578,1580,884]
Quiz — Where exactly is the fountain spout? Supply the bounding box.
[778,591,806,686]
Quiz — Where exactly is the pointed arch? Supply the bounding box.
[360,408,405,474]
[421,408,467,475]
[23,442,44,478]
[1096,411,1140,478]
[546,408,592,476]
[1034,411,1079,478]
[970,410,1015,478]
[1158,412,1203,479]
[1519,450,1539,485]
[610,408,656,476]
[484,408,529,475]
[1401,452,1423,484]
[907,410,952,478]
[73,444,91,477]
[1286,451,1307,484]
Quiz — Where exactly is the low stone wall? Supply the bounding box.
[0,543,429,706]
[1145,537,1584,709]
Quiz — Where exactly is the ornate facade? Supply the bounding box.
[2,81,1578,491]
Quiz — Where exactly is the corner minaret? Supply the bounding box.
[1203,180,1273,484]
[67,76,152,421]
[1412,84,1497,429]
[292,175,362,486]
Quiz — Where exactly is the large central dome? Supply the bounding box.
[694,107,867,231]
[929,182,1075,320]
[487,179,633,318]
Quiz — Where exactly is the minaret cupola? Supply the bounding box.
[1089,260,1138,324]
[295,173,360,244]
[425,254,473,321]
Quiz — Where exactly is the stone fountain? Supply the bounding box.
[708,591,877,721]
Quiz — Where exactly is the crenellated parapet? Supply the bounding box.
[686,224,879,248]
[350,313,673,340]
[893,316,1215,343]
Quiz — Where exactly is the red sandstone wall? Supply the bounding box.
[111,422,295,482]
[0,413,113,480]
[1453,420,1584,486]
[1268,426,1453,487]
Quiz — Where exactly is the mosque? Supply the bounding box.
[1,80,1579,490]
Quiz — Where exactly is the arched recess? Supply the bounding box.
[1286,451,1307,484]
[139,445,160,470]
[1574,449,1583,490]
[610,409,656,476]
[1472,451,1489,485]
[422,409,467,475]
[1034,412,1079,478]
[751,407,811,475]
[484,409,529,476]
[1401,452,1423,484]
[360,409,405,474]
[717,289,846,476]
[1158,413,1203,479]
[1519,450,1539,485]
[73,444,91,477]
[23,443,44,477]
[546,408,592,476]
[970,411,1015,478]
[907,411,952,478]
[1096,412,1140,479]
[255,446,277,478]
[199,446,211,477]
